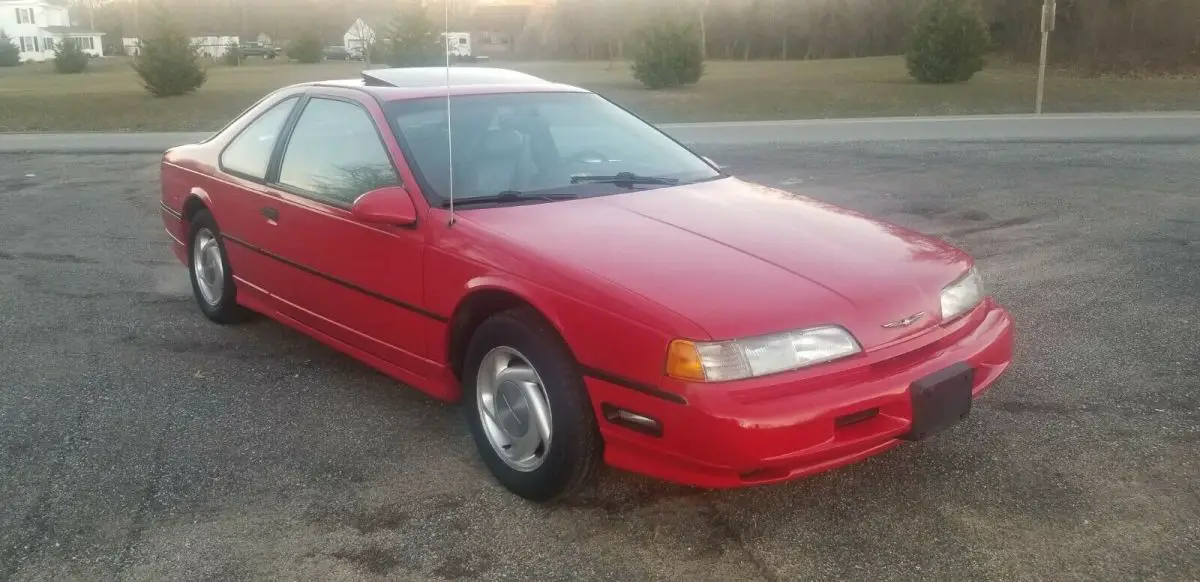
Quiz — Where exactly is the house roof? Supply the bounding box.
[345,16,392,34]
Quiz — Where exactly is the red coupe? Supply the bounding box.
[159,67,1014,501]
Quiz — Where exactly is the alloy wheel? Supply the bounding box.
[192,228,224,306]
[475,346,554,472]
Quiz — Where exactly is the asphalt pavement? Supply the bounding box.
[1,140,1197,581]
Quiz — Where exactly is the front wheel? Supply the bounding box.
[462,308,601,501]
[187,209,250,324]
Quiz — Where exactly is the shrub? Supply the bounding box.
[0,30,20,67]
[906,0,991,84]
[289,29,323,63]
[374,2,443,68]
[630,19,705,90]
[223,41,241,66]
[131,6,206,97]
[53,38,89,74]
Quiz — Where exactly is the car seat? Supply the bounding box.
[465,128,537,196]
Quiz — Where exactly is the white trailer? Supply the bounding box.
[441,32,473,59]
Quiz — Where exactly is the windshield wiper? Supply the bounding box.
[570,172,680,186]
[440,191,579,208]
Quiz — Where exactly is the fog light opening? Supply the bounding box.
[601,403,663,438]
[835,407,880,428]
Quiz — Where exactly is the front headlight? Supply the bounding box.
[666,325,862,382]
[940,266,985,322]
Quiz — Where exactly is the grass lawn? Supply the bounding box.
[2,56,1198,132]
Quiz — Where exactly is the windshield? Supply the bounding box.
[384,92,723,205]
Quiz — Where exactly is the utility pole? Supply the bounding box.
[239,1,246,66]
[1035,0,1056,115]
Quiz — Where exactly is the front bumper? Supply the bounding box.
[586,298,1015,489]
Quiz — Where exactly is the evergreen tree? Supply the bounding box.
[288,29,323,63]
[630,18,705,90]
[223,41,242,66]
[0,30,20,67]
[906,0,991,83]
[374,1,443,68]
[53,38,89,74]
[131,3,207,97]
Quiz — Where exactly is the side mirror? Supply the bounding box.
[351,185,418,226]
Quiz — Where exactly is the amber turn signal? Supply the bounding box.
[666,339,706,382]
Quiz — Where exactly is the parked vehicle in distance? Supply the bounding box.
[238,41,280,59]
[321,45,354,61]
[158,67,1015,501]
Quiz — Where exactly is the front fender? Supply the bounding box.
[461,275,572,340]
[431,273,682,405]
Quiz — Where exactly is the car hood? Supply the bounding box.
[458,177,972,349]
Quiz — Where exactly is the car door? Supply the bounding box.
[256,91,435,377]
[209,93,303,296]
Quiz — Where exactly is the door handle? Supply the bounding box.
[260,207,279,223]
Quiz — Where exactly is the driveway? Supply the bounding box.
[0,141,1196,580]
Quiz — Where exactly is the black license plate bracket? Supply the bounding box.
[902,361,975,441]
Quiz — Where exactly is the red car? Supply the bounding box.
[159,67,1014,501]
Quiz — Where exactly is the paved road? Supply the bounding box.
[3,112,1200,153]
[1,142,1197,581]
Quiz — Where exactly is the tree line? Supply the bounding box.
[78,0,1199,75]
[552,0,1198,74]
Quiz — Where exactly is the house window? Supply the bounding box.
[20,37,39,52]
[44,38,54,51]
[74,37,94,50]
[15,7,35,24]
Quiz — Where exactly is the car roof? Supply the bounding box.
[363,66,552,87]
[298,67,591,100]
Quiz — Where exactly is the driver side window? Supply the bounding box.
[277,97,400,207]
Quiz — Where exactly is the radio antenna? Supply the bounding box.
[444,0,456,226]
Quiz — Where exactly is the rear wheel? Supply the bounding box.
[187,209,250,324]
[462,308,601,501]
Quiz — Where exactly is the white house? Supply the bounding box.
[343,17,376,53]
[190,35,239,59]
[122,35,240,59]
[442,32,472,57]
[0,0,103,62]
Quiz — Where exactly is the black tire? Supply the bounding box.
[462,307,602,501]
[187,209,251,324]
